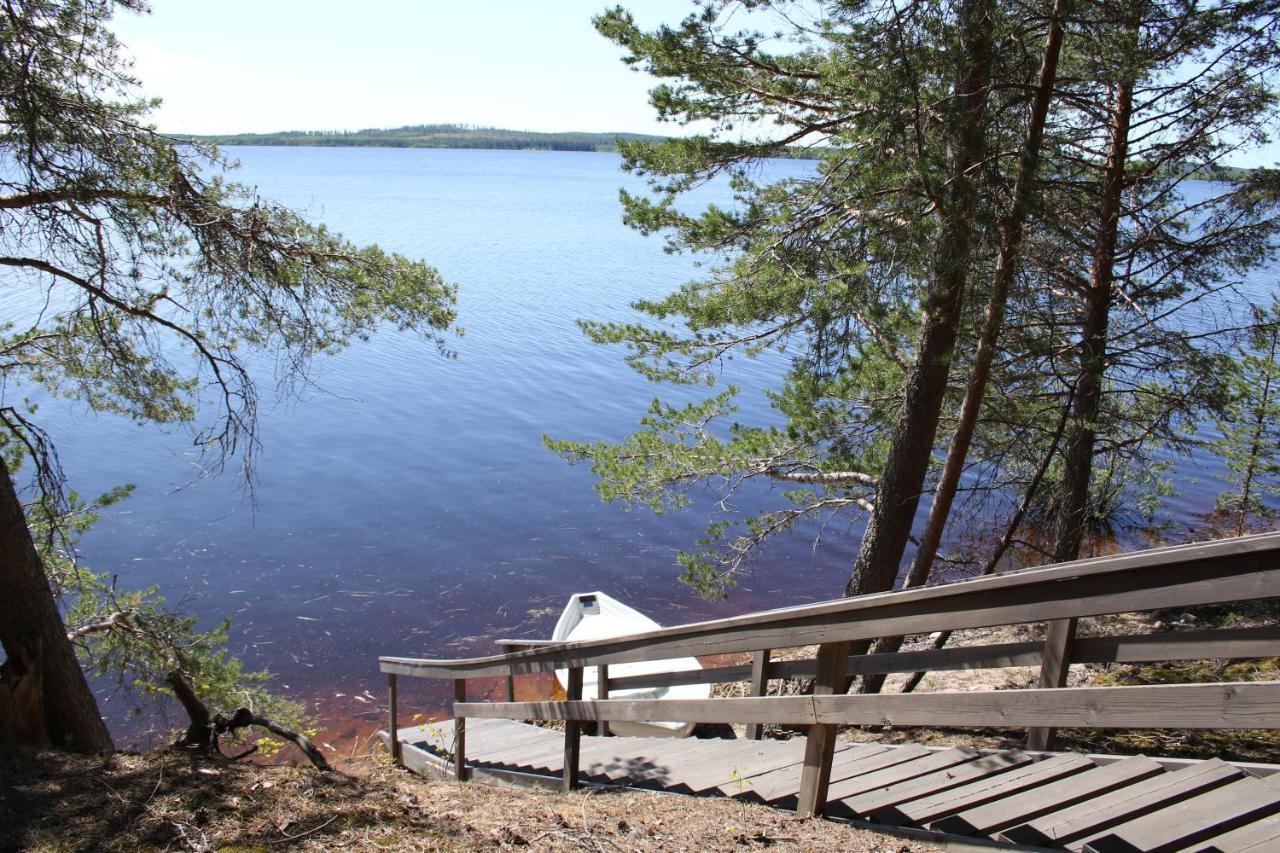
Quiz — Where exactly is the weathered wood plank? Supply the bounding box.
[575,736,686,784]
[456,681,1280,730]
[597,664,611,737]
[998,758,1242,847]
[1191,807,1280,852]
[824,747,981,803]
[693,740,831,796]
[842,751,1033,817]
[397,720,457,752]
[465,726,560,763]
[1071,625,1280,664]
[745,649,771,740]
[1079,777,1280,853]
[382,533,1280,678]
[388,673,401,765]
[929,754,1165,837]
[884,752,1093,827]
[462,725,553,759]
[659,740,796,793]
[395,739,455,782]
[500,643,516,702]
[562,667,583,792]
[476,734,568,770]
[664,739,805,793]
[606,626,1280,693]
[494,729,652,772]
[452,679,468,781]
[723,743,915,803]
[796,641,850,817]
[1029,617,1078,751]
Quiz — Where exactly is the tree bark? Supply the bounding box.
[1029,67,1134,752]
[860,0,1070,694]
[0,457,114,752]
[1052,76,1134,564]
[845,0,995,603]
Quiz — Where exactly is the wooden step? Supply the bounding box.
[1079,776,1280,853]
[883,752,1095,828]
[842,750,1034,818]
[825,746,980,808]
[999,758,1243,848]
[929,754,1164,837]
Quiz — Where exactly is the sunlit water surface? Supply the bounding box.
[8,147,1274,749]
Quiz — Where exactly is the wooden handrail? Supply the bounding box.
[380,532,1280,813]
[594,625,1280,691]
[454,681,1280,730]
[381,530,1280,679]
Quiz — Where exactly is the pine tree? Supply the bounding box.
[1211,300,1280,536]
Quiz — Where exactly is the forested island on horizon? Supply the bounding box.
[178,123,826,157]
[181,124,1263,177]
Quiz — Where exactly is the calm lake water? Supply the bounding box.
[16,147,1273,747]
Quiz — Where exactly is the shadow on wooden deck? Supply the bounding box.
[381,718,1280,852]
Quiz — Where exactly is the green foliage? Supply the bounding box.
[6,434,309,738]
[1,0,458,491]
[0,0,457,740]
[551,0,1280,598]
[543,1,980,595]
[68,578,310,736]
[1210,299,1280,535]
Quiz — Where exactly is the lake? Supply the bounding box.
[16,146,1271,748]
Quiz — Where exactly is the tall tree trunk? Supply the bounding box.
[0,457,113,752]
[905,0,1070,593]
[860,0,1070,694]
[1028,69,1133,751]
[1052,76,1134,563]
[845,0,995,602]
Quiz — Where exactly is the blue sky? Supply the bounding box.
[111,1,699,136]
[113,1,1279,167]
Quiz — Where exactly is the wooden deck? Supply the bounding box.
[387,718,1280,852]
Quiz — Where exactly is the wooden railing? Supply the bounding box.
[380,531,1280,816]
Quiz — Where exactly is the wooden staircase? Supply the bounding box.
[379,533,1280,852]
[384,718,1280,851]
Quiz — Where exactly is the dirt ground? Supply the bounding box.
[0,745,931,852]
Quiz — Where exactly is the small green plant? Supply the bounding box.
[1210,299,1280,535]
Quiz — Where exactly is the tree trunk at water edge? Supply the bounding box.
[0,457,114,752]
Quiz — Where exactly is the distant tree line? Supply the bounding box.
[183,124,823,158]
[187,124,671,153]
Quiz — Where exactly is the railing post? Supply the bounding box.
[598,664,611,737]
[745,649,772,740]
[1027,617,1077,751]
[453,678,469,781]
[388,672,402,766]
[796,641,850,817]
[501,642,515,702]
[562,666,583,791]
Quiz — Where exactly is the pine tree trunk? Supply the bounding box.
[845,0,995,601]
[1052,76,1134,563]
[905,0,1070,592]
[859,0,1070,693]
[0,457,114,752]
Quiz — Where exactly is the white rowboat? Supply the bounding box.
[552,591,711,738]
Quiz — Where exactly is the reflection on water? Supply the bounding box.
[8,147,1273,749]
